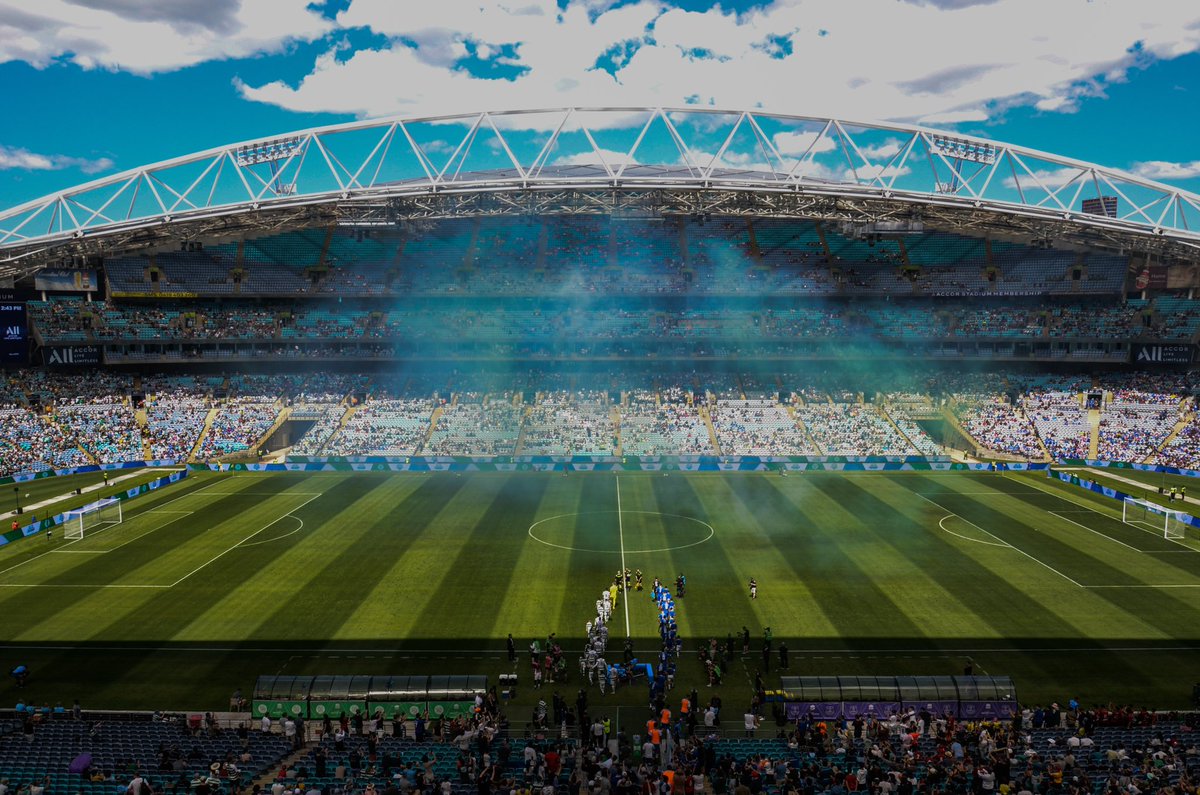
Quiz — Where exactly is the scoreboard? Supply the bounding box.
[0,301,26,365]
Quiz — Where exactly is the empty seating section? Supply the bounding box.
[1153,296,1200,339]
[520,393,615,455]
[0,717,290,793]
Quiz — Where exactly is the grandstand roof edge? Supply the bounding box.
[3,107,1200,271]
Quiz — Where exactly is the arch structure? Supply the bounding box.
[1,107,1199,278]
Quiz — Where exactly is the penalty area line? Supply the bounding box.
[909,490,1084,588]
[167,493,322,587]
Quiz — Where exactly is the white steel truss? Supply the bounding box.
[2,107,1199,276]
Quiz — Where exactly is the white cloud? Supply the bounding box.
[0,0,332,73]
[1002,167,1086,190]
[860,139,905,160]
[0,144,113,175]
[772,131,838,157]
[230,0,1200,136]
[1130,160,1200,181]
[917,109,991,125]
[555,148,638,167]
[849,164,912,182]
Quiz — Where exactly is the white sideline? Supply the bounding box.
[615,476,630,639]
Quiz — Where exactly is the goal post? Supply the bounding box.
[1122,497,1190,540]
[63,498,123,541]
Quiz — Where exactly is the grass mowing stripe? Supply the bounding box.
[332,475,504,641]
[416,475,552,647]
[807,477,999,637]
[894,475,1200,641]
[903,481,1140,587]
[996,483,1200,580]
[728,475,930,645]
[249,475,469,643]
[490,473,584,653]
[648,474,722,642]
[565,474,620,640]
[695,476,840,641]
[849,477,1117,639]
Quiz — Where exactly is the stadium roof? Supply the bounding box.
[2,107,1199,277]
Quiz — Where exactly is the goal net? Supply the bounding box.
[64,498,123,541]
[1122,497,1190,540]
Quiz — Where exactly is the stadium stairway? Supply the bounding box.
[512,406,532,455]
[881,402,921,454]
[1088,407,1101,459]
[612,405,624,455]
[699,406,723,455]
[253,742,313,790]
[1151,408,1195,464]
[937,405,990,457]
[188,407,222,461]
[134,406,153,460]
[789,406,824,454]
[422,405,446,451]
[320,402,363,455]
[1026,412,1055,461]
[48,414,97,465]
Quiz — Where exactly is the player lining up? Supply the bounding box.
[749,578,757,600]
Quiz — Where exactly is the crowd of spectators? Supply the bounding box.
[212,692,1200,795]
[619,395,715,456]
[520,393,615,456]
[1157,414,1200,470]
[0,369,1194,473]
[425,400,523,456]
[1022,390,1091,462]
[709,401,814,456]
[33,299,1200,352]
[956,401,1045,460]
[795,404,914,456]
[320,399,435,457]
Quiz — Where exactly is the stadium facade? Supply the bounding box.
[0,108,1194,474]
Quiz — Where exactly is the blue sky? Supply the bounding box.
[1,0,1199,211]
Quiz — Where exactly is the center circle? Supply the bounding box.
[527,510,715,554]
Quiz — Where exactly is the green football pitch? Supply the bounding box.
[0,469,1198,712]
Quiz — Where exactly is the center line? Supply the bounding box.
[616,475,630,638]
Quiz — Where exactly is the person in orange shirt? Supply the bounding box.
[660,707,671,726]
[680,697,690,716]
[649,726,661,746]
